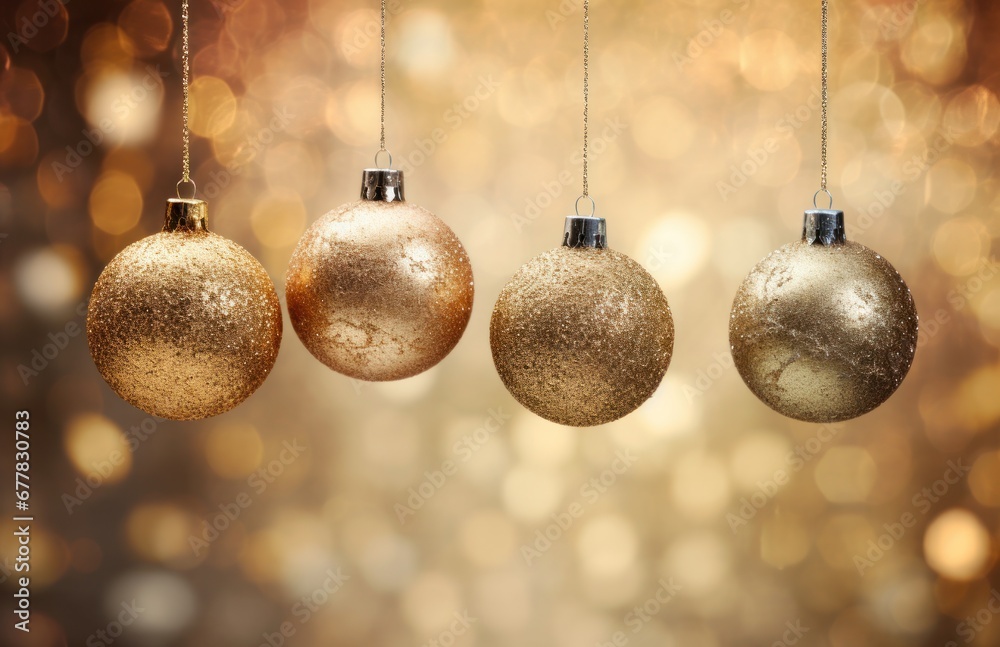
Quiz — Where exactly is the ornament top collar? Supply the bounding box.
[164,198,208,233]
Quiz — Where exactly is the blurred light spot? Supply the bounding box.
[81,23,133,71]
[926,159,977,215]
[760,513,810,568]
[664,530,731,596]
[1,67,45,121]
[358,533,418,592]
[64,414,132,485]
[473,571,532,632]
[126,503,197,565]
[501,464,562,522]
[924,509,990,580]
[395,11,454,76]
[729,431,790,490]
[900,16,967,86]
[931,216,989,276]
[204,423,263,479]
[14,245,84,314]
[189,76,238,137]
[89,171,143,235]
[402,572,462,634]
[511,416,575,467]
[576,514,637,579]
[632,97,694,161]
[84,69,164,146]
[264,141,323,198]
[969,451,1000,507]
[814,447,877,503]
[636,376,701,438]
[670,451,730,520]
[944,85,1000,147]
[107,571,197,636]
[741,30,798,91]
[14,0,69,52]
[459,509,516,568]
[250,191,306,249]
[118,0,174,57]
[636,212,711,290]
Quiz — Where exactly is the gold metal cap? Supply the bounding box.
[164,198,208,232]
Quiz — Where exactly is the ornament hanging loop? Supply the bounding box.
[374,149,393,169]
[177,177,197,200]
[575,195,596,218]
[813,188,833,210]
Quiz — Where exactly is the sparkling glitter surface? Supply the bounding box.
[490,246,674,427]
[730,240,918,423]
[87,230,283,420]
[285,199,474,381]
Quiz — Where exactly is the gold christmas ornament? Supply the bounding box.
[729,210,918,423]
[285,169,474,381]
[491,217,674,427]
[88,199,283,420]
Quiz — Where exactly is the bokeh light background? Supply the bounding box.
[1,0,999,645]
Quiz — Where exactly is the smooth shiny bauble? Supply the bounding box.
[88,203,282,420]
[730,239,918,423]
[490,246,674,427]
[285,199,474,381]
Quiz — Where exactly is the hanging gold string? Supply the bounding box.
[178,0,194,198]
[816,0,831,208]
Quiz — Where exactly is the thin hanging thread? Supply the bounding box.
[379,0,388,156]
[581,0,589,199]
[819,0,829,194]
[179,0,192,196]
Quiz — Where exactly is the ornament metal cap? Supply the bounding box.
[803,209,846,246]
[563,216,607,249]
[361,168,405,203]
[164,198,208,233]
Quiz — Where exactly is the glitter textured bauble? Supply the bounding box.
[87,199,282,421]
[730,214,918,423]
[285,196,474,381]
[491,245,674,427]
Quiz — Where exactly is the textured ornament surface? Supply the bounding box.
[730,240,918,423]
[87,231,282,420]
[285,200,474,381]
[490,247,674,427]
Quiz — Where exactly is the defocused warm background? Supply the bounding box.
[1,0,999,645]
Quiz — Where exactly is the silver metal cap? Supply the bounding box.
[361,168,405,203]
[563,216,607,249]
[164,198,208,232]
[803,209,846,246]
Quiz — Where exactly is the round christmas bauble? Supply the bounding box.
[285,170,473,381]
[730,211,918,423]
[87,199,282,420]
[491,220,673,427]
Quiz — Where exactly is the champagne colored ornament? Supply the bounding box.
[728,0,918,422]
[88,200,283,420]
[87,0,282,420]
[730,211,917,422]
[490,0,673,427]
[491,218,674,427]
[285,0,473,381]
[285,169,473,380]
